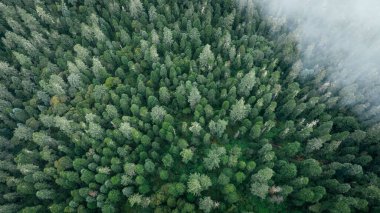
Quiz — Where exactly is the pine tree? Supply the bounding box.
[159,87,171,104]
[199,44,215,71]
[151,106,166,124]
[189,122,202,136]
[119,122,134,140]
[180,148,194,163]
[129,0,144,19]
[199,196,219,213]
[208,119,228,138]
[163,27,173,47]
[238,70,256,97]
[203,147,226,170]
[187,173,212,196]
[188,86,201,109]
[230,99,251,123]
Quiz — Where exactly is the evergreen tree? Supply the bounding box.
[199,44,215,71]
[230,99,251,123]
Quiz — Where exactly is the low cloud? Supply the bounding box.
[253,0,380,125]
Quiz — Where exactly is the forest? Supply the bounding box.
[0,0,379,212]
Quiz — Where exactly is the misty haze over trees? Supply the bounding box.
[0,0,379,212]
[260,0,380,125]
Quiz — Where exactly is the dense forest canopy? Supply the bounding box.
[0,0,379,212]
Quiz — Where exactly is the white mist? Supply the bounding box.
[256,0,380,125]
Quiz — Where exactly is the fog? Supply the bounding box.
[252,0,380,125]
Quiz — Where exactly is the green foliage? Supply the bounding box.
[199,44,215,71]
[151,106,166,124]
[230,99,251,123]
[203,146,226,170]
[188,86,201,109]
[0,0,378,212]
[187,173,212,196]
[208,119,228,138]
[199,196,219,213]
[180,148,194,164]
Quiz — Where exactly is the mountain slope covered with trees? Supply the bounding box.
[0,0,379,212]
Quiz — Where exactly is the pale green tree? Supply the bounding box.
[129,0,144,19]
[250,167,274,199]
[159,87,171,104]
[87,122,104,140]
[149,6,157,22]
[163,27,173,47]
[187,173,212,196]
[251,182,269,199]
[180,148,194,163]
[188,86,201,109]
[203,147,226,170]
[199,196,219,213]
[128,193,142,207]
[36,189,55,200]
[151,106,166,124]
[105,105,119,119]
[162,154,174,168]
[230,99,250,122]
[124,163,137,177]
[208,119,228,138]
[119,122,134,140]
[67,73,83,89]
[199,44,215,71]
[92,57,109,82]
[305,138,325,153]
[13,124,33,141]
[54,116,73,135]
[73,44,90,61]
[189,122,202,136]
[238,70,256,97]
